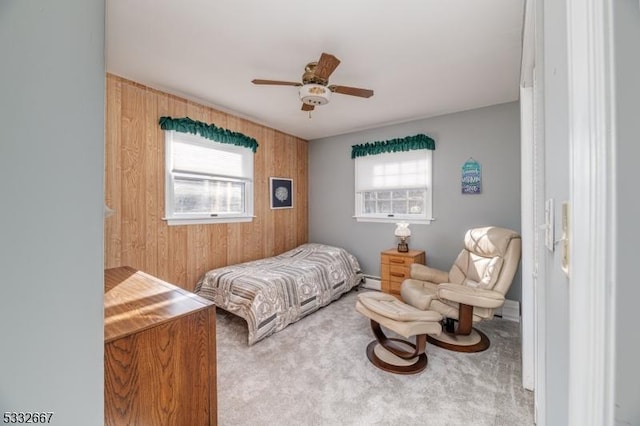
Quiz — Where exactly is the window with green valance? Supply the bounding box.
[159,116,259,153]
[350,134,435,159]
[351,134,435,224]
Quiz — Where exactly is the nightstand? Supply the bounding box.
[380,249,426,296]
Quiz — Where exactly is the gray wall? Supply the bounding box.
[309,102,522,301]
[613,1,640,423]
[0,1,105,424]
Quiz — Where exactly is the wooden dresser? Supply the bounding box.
[104,266,217,426]
[380,249,426,296]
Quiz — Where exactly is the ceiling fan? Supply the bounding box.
[252,52,374,111]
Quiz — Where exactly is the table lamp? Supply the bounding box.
[394,222,411,252]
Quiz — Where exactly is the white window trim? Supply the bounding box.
[163,130,254,226]
[353,149,434,225]
[352,216,435,225]
[165,216,255,226]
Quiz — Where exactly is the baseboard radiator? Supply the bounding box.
[493,299,520,322]
[361,275,381,291]
[360,275,520,322]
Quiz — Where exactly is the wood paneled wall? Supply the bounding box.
[105,74,308,291]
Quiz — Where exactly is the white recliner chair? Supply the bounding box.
[356,226,521,374]
[402,226,521,352]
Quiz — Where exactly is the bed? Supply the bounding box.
[194,243,363,345]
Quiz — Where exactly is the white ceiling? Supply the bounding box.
[106,0,524,141]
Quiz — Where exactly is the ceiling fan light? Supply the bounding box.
[299,83,331,106]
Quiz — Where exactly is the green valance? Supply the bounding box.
[351,134,435,159]
[159,116,259,153]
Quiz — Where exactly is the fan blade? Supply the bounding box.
[328,85,374,98]
[252,79,301,86]
[301,103,315,111]
[313,53,341,80]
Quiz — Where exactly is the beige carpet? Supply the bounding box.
[215,288,534,426]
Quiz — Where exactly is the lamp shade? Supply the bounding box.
[394,222,411,238]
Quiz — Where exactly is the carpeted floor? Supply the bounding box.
[215,288,534,426]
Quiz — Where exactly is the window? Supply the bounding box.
[354,149,433,223]
[164,130,253,225]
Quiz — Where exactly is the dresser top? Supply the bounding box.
[104,266,214,343]
[381,248,425,257]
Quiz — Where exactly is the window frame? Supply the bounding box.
[353,149,433,224]
[164,130,254,225]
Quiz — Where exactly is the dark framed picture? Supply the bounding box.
[270,177,293,209]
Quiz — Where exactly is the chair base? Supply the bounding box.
[365,340,428,375]
[427,327,490,353]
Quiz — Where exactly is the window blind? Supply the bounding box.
[355,150,430,191]
[172,137,251,179]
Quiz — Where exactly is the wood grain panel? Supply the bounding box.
[240,119,264,261]
[105,74,308,290]
[285,134,298,250]
[155,91,170,280]
[271,131,286,255]
[105,77,122,269]
[296,139,309,247]
[121,83,146,270]
[261,128,276,258]
[144,90,159,274]
[104,304,215,425]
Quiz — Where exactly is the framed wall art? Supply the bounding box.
[270,177,293,209]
